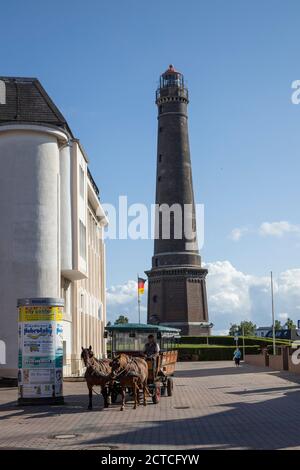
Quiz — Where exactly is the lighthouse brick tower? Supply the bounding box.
[146,65,210,335]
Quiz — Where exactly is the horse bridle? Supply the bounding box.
[111,356,135,379]
[82,350,96,369]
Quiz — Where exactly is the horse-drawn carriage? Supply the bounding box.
[104,323,180,404]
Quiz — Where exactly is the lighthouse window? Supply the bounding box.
[159,154,162,163]
[159,126,163,133]
[153,295,158,303]
[158,176,161,182]
[159,105,163,113]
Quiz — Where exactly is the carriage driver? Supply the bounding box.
[143,334,160,357]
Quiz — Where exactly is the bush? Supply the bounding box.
[177,345,261,361]
[178,335,291,347]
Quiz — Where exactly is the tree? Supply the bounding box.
[229,321,256,337]
[239,321,257,336]
[106,321,111,327]
[274,320,282,331]
[115,315,129,325]
[285,318,296,330]
[229,323,239,336]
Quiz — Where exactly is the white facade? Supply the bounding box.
[0,88,108,377]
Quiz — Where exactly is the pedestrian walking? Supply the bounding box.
[233,347,241,367]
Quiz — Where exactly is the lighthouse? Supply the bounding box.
[146,65,210,335]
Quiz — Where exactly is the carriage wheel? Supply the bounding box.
[152,383,161,404]
[167,378,174,397]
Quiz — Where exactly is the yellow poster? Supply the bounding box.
[19,306,63,322]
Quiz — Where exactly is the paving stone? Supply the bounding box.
[1,361,300,449]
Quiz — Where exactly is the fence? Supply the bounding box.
[245,346,300,373]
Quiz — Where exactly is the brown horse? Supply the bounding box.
[110,353,148,411]
[81,346,112,410]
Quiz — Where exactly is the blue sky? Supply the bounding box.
[2,0,300,330]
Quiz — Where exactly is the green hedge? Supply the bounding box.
[179,335,291,347]
[177,345,261,361]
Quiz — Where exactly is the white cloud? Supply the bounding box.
[229,227,249,241]
[106,280,148,323]
[278,312,288,321]
[204,261,269,324]
[259,221,300,238]
[212,329,230,336]
[106,262,300,333]
[229,221,300,242]
[106,280,137,306]
[204,261,300,331]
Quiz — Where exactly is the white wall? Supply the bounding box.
[60,144,72,272]
[0,125,68,374]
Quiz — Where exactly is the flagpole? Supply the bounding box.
[271,271,276,356]
[137,273,141,324]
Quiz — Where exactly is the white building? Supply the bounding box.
[0,77,108,377]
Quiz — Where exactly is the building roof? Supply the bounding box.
[0,76,73,136]
[162,64,182,76]
[0,76,103,199]
[105,322,181,334]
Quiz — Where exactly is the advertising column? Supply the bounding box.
[17,298,64,405]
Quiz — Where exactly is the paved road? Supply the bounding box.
[1,361,300,450]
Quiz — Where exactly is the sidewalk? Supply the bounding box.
[1,361,300,449]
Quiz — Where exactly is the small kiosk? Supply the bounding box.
[17,298,64,405]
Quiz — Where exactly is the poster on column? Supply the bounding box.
[17,298,64,403]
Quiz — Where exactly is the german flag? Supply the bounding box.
[138,277,146,295]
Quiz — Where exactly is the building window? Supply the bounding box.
[0,80,6,105]
[80,221,86,260]
[79,166,85,199]
[80,293,85,311]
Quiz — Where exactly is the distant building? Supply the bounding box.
[255,327,271,338]
[0,77,108,377]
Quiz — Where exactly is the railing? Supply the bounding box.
[156,86,189,102]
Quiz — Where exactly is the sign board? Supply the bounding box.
[17,298,64,405]
[234,335,239,342]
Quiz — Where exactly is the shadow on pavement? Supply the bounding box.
[76,387,300,450]
[175,363,266,378]
[0,391,159,421]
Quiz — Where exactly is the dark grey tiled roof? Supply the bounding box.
[0,77,73,136]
